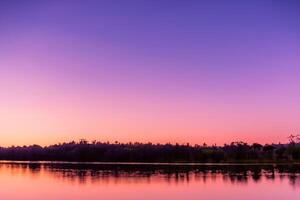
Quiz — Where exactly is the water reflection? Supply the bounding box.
[1,163,300,187]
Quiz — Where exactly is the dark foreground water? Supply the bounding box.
[0,162,300,200]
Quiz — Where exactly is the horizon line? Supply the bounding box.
[0,139,295,148]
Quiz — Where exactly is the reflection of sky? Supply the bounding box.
[0,163,300,200]
[0,1,300,146]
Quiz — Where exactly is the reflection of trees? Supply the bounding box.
[0,163,300,187]
[251,168,262,182]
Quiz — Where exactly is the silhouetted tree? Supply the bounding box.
[0,139,299,162]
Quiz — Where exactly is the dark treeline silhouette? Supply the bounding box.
[0,139,300,162]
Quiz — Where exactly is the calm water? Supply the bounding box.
[0,162,300,200]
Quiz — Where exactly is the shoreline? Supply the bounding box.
[1,160,300,166]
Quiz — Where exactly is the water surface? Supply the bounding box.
[0,162,300,200]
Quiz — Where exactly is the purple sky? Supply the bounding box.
[0,0,300,146]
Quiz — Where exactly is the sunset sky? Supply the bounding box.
[0,0,300,146]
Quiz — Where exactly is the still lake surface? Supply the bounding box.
[0,162,299,200]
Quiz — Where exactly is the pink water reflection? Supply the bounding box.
[0,164,299,200]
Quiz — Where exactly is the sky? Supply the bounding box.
[0,0,300,146]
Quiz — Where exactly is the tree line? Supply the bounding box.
[0,139,300,162]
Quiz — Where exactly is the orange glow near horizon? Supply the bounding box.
[0,80,296,147]
[0,79,296,147]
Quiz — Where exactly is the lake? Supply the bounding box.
[0,162,299,200]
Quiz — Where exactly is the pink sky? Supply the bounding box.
[0,1,300,146]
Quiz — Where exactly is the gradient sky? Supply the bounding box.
[0,0,300,146]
